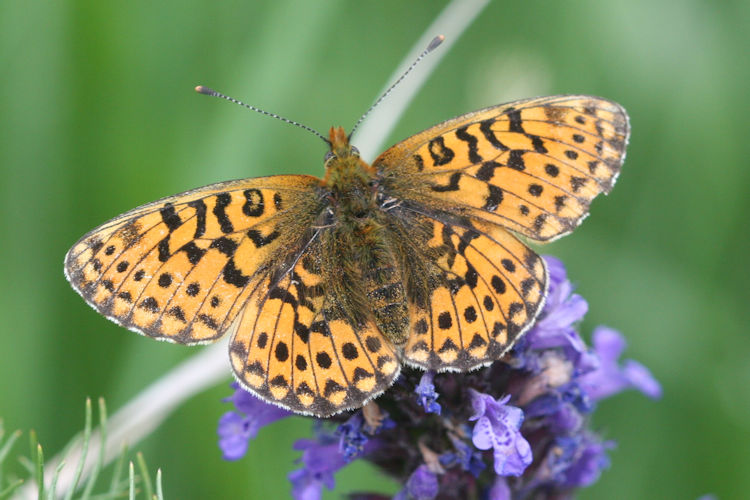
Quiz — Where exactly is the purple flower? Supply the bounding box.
[217,382,292,460]
[548,434,615,488]
[394,465,439,500]
[289,434,348,500]
[336,413,369,461]
[469,391,532,476]
[578,326,662,401]
[439,435,486,477]
[415,371,441,415]
[515,257,597,375]
[213,255,661,499]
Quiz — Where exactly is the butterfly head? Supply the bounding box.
[322,126,375,190]
[326,126,359,161]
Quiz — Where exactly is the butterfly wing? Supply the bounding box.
[373,95,628,370]
[382,205,546,371]
[374,95,630,242]
[64,175,324,344]
[228,234,401,416]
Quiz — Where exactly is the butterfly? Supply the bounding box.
[65,88,629,417]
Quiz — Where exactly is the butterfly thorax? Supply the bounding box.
[317,127,410,346]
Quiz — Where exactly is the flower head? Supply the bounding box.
[216,256,661,499]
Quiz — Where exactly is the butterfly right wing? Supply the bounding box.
[228,233,401,416]
[64,175,324,344]
[374,95,629,242]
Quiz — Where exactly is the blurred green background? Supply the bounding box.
[1,0,748,498]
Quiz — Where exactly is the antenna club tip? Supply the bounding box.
[195,85,215,95]
[427,35,445,52]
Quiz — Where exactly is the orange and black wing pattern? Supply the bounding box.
[374,95,629,369]
[65,175,322,344]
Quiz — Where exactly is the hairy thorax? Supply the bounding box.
[319,127,410,346]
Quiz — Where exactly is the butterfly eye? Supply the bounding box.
[324,151,335,163]
[350,146,360,157]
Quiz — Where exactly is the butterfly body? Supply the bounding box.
[66,95,629,416]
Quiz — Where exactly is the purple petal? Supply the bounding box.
[493,435,532,476]
[288,468,323,500]
[558,437,614,488]
[217,383,293,461]
[548,402,584,433]
[623,360,663,399]
[591,326,626,363]
[289,434,351,500]
[216,411,250,461]
[471,417,494,450]
[226,383,292,432]
[337,413,369,461]
[487,477,511,500]
[403,465,439,500]
[545,255,567,284]
[415,371,442,415]
[468,389,489,420]
[469,391,532,477]
[579,327,662,401]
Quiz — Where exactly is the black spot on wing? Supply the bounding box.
[455,126,482,164]
[188,199,207,238]
[483,185,504,211]
[180,242,206,265]
[223,259,250,288]
[247,229,280,248]
[213,193,234,233]
[428,136,455,166]
[475,160,500,182]
[430,172,461,193]
[508,150,525,171]
[480,119,509,151]
[211,236,238,256]
[507,109,524,133]
[243,189,265,217]
[160,203,182,232]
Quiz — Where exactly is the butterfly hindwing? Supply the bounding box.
[65,175,322,344]
[228,235,400,416]
[374,95,630,242]
[386,208,546,371]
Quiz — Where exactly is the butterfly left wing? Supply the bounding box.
[228,234,401,416]
[374,95,629,242]
[64,175,323,344]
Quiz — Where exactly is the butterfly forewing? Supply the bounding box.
[374,95,630,242]
[65,175,322,344]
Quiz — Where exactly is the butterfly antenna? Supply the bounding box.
[348,35,445,140]
[195,86,330,145]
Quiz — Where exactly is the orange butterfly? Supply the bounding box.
[65,55,628,418]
